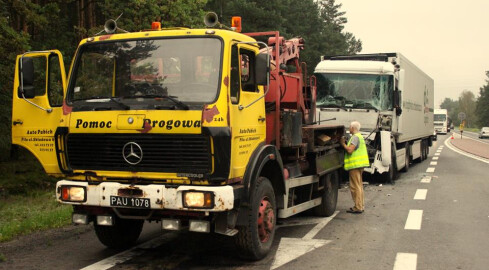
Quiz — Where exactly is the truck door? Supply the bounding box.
[11,50,67,174]
[229,44,267,177]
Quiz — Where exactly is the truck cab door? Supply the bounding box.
[229,44,267,176]
[11,50,67,174]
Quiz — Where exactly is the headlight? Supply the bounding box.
[183,191,214,208]
[60,186,86,202]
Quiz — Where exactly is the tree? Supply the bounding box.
[458,90,477,128]
[204,0,362,74]
[475,71,489,128]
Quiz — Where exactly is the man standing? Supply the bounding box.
[340,121,369,214]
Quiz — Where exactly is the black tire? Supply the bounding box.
[313,171,339,217]
[381,145,398,183]
[401,143,410,172]
[420,140,427,161]
[94,218,144,249]
[424,140,429,158]
[235,177,276,261]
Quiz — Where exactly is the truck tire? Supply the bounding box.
[94,217,144,249]
[381,146,398,183]
[424,140,429,159]
[401,143,410,172]
[235,176,276,260]
[421,140,427,161]
[313,171,339,217]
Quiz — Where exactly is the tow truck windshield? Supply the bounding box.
[315,73,394,111]
[67,37,222,110]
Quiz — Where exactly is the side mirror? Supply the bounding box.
[255,53,269,86]
[18,57,36,99]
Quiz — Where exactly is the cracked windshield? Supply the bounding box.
[69,37,221,109]
[315,73,393,111]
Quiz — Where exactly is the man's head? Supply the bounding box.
[350,121,361,134]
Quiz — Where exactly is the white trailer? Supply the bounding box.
[314,53,434,182]
[434,109,448,134]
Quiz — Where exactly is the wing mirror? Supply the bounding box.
[18,57,36,99]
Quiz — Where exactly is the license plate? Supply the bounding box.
[110,196,150,209]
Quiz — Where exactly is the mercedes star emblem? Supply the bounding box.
[122,142,143,165]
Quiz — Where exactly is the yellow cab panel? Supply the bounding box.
[11,50,67,175]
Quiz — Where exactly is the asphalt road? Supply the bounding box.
[1,133,488,270]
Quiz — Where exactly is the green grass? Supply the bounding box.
[0,190,72,242]
[0,148,72,242]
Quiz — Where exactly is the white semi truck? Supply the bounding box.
[434,109,449,134]
[314,53,434,182]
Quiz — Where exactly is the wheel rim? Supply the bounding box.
[257,196,274,243]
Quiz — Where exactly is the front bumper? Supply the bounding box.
[56,180,235,212]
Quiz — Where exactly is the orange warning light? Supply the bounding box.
[231,16,242,33]
[151,22,161,30]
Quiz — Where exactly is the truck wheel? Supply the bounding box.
[401,143,410,172]
[235,176,276,260]
[421,140,427,161]
[381,146,398,183]
[424,140,430,159]
[313,171,339,217]
[94,217,144,249]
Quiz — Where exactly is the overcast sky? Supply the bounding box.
[336,0,489,108]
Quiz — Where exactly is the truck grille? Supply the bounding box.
[66,134,211,173]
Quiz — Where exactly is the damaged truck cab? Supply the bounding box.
[12,15,344,260]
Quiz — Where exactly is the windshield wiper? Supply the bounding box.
[73,96,130,110]
[124,95,189,110]
[353,102,378,111]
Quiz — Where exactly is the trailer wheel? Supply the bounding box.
[235,176,276,260]
[421,140,427,161]
[313,171,339,217]
[94,217,144,249]
[424,140,430,159]
[401,143,410,172]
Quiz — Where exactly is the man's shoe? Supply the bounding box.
[347,207,364,214]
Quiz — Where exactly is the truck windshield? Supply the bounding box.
[434,114,446,121]
[68,37,222,109]
[315,73,394,111]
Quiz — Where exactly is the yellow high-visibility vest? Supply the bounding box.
[344,133,369,171]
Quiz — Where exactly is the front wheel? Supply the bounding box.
[94,217,144,249]
[313,171,339,217]
[381,145,398,183]
[235,177,276,260]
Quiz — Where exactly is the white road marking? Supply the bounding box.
[426,167,435,173]
[393,253,418,270]
[302,211,338,240]
[434,153,440,156]
[405,210,423,230]
[432,157,439,160]
[436,149,442,153]
[271,238,331,270]
[444,137,489,164]
[271,211,338,269]
[413,189,428,200]
[421,176,431,183]
[430,161,437,166]
[81,233,177,270]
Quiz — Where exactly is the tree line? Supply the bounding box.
[0,0,361,161]
[440,72,489,129]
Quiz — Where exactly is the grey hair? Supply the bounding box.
[350,121,361,131]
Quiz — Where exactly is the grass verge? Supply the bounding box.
[0,190,72,242]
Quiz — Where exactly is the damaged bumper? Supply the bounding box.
[56,180,236,212]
